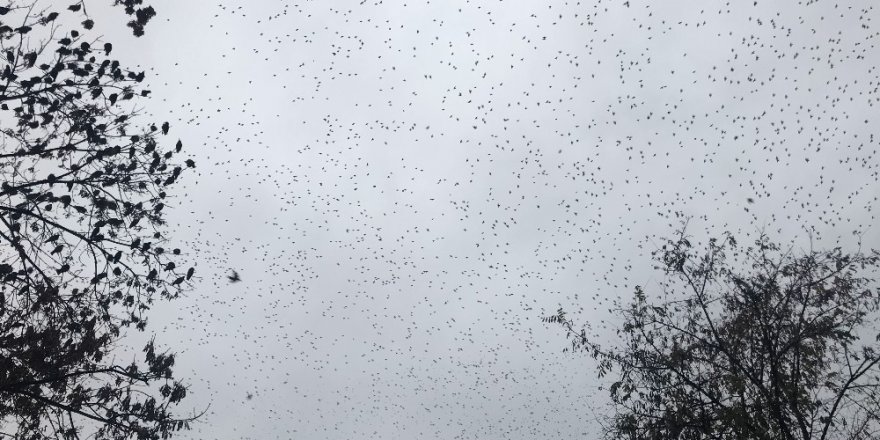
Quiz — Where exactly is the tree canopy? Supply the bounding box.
[547,228,880,440]
[0,2,196,439]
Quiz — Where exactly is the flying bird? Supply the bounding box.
[227,270,241,283]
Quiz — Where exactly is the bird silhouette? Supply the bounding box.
[227,270,241,283]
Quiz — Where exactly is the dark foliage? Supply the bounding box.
[547,228,880,440]
[110,0,156,37]
[0,2,197,439]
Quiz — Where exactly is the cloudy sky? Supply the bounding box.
[86,0,880,438]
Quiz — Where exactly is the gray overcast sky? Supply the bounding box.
[88,0,880,438]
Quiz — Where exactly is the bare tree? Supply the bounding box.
[547,228,880,440]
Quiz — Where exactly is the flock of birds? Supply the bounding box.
[95,0,880,438]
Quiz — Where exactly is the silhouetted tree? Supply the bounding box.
[547,228,880,440]
[0,2,198,439]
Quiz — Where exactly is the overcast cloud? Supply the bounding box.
[87,0,880,438]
